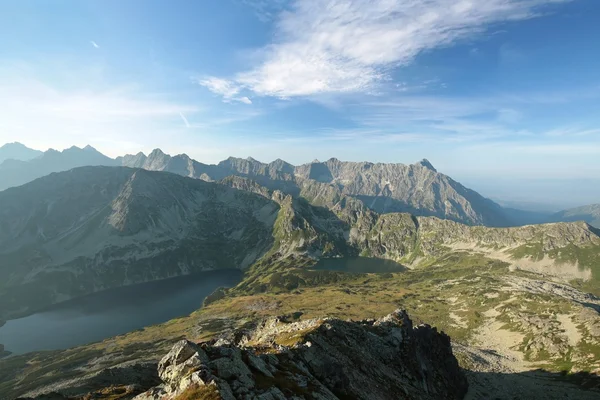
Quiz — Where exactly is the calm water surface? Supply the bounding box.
[0,270,242,355]
[313,257,407,273]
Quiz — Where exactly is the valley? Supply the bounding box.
[0,148,598,399]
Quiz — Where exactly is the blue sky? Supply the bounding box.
[0,0,599,207]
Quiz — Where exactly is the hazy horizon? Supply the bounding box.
[1,140,597,210]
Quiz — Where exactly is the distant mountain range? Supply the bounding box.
[0,142,42,163]
[0,143,597,228]
[549,204,600,228]
[116,149,509,226]
[0,145,116,191]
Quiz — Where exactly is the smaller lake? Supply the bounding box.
[312,257,407,273]
[0,270,242,355]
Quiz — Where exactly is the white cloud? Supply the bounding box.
[204,0,570,99]
[195,76,253,104]
[90,41,99,49]
[197,77,241,98]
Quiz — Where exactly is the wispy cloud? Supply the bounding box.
[203,0,570,99]
[179,112,191,128]
[90,41,99,49]
[195,76,252,104]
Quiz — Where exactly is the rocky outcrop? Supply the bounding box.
[136,310,468,400]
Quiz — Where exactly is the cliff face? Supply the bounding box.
[135,310,468,400]
[294,158,508,227]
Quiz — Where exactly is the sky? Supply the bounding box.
[0,0,599,208]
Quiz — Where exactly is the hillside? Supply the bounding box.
[550,204,600,229]
[0,167,280,320]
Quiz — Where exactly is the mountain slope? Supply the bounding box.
[294,157,509,226]
[0,145,117,192]
[121,149,510,226]
[0,166,280,320]
[0,142,42,163]
[222,176,600,289]
[550,204,600,228]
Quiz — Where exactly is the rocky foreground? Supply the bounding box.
[22,311,468,400]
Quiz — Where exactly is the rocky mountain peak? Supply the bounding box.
[148,148,166,157]
[135,310,468,400]
[415,158,437,172]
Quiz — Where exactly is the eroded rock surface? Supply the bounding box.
[135,310,467,400]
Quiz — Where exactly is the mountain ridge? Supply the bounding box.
[0,142,43,164]
[550,204,600,229]
[119,149,511,227]
[0,145,117,191]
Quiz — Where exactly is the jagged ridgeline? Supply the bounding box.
[1,166,599,321]
[120,150,510,226]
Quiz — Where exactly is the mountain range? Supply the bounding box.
[0,142,43,164]
[4,143,597,229]
[0,145,116,192]
[1,164,599,321]
[549,204,600,228]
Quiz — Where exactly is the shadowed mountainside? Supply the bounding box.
[0,167,280,320]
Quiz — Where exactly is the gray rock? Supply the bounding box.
[137,310,468,400]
